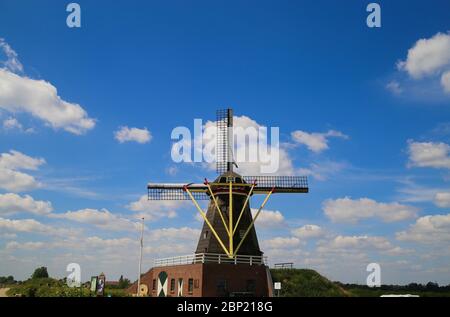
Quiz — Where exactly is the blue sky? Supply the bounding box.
[1,0,450,284]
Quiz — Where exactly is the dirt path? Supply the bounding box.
[0,288,10,297]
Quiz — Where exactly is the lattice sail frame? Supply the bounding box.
[216,109,234,174]
[147,184,209,200]
[147,176,308,200]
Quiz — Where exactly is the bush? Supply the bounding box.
[0,275,16,285]
[6,277,129,297]
[118,275,131,289]
[31,267,49,279]
[270,269,348,297]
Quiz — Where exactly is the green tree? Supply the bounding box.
[31,267,49,279]
[426,282,439,291]
[118,275,131,289]
[0,275,15,284]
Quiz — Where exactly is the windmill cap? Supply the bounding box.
[214,171,245,183]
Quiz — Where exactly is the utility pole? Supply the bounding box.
[137,217,144,296]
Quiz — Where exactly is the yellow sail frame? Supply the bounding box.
[185,181,274,258]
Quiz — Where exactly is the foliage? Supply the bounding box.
[118,275,131,289]
[104,288,128,297]
[31,267,49,279]
[337,282,450,297]
[7,278,87,297]
[270,269,349,297]
[6,277,130,297]
[0,275,16,285]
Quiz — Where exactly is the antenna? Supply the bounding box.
[216,108,234,174]
[136,217,144,296]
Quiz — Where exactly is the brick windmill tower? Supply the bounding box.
[132,109,308,297]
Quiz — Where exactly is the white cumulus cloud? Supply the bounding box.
[3,117,21,130]
[0,150,45,192]
[323,197,418,223]
[84,236,136,249]
[316,235,405,256]
[2,117,34,133]
[397,32,450,79]
[262,236,301,249]
[147,227,201,241]
[114,126,152,144]
[0,150,45,171]
[0,69,95,135]
[0,39,95,135]
[434,192,450,208]
[291,129,348,153]
[0,193,53,216]
[251,208,285,229]
[0,38,23,73]
[441,70,450,93]
[127,195,182,221]
[51,208,141,231]
[407,140,450,169]
[0,217,76,236]
[190,115,295,175]
[396,31,450,94]
[396,213,450,243]
[292,224,324,239]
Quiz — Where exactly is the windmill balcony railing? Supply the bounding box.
[154,253,268,267]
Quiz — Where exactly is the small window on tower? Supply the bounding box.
[239,230,246,239]
[203,231,208,239]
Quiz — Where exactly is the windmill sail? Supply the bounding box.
[242,175,309,193]
[147,183,209,200]
[216,108,234,174]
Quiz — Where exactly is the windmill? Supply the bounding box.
[147,108,308,260]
